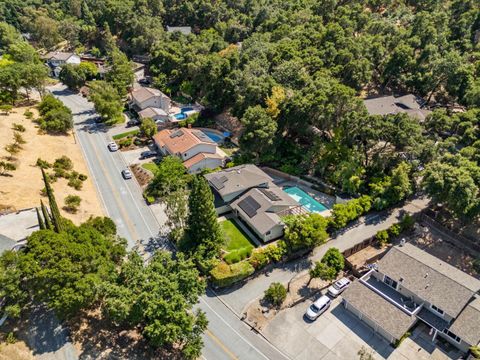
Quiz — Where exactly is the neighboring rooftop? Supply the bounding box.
[449,296,480,346]
[153,128,215,155]
[182,151,225,169]
[343,280,417,340]
[231,187,298,235]
[204,164,272,197]
[130,87,168,104]
[166,26,192,35]
[364,94,430,121]
[377,243,480,317]
[138,107,168,119]
[43,51,77,61]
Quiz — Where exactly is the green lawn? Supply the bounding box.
[142,162,158,174]
[220,219,255,251]
[112,129,140,140]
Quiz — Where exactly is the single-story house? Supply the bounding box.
[138,107,170,123]
[153,128,226,173]
[364,94,431,121]
[342,242,480,352]
[204,165,301,242]
[129,87,171,113]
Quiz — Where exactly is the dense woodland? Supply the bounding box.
[1,0,479,221]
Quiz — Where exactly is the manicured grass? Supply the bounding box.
[142,162,158,174]
[219,146,238,157]
[112,129,140,140]
[220,219,255,252]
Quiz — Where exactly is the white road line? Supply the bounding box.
[198,297,270,360]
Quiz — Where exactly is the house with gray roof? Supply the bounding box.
[364,94,431,121]
[342,242,480,352]
[204,165,301,242]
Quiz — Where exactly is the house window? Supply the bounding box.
[383,275,398,289]
[266,231,271,236]
[443,329,461,343]
[184,153,188,157]
[430,304,444,316]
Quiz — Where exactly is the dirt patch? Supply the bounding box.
[68,309,181,360]
[244,271,330,331]
[0,106,104,224]
[130,164,153,187]
[0,341,34,360]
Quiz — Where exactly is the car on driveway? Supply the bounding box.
[122,169,132,179]
[327,277,351,298]
[305,295,331,321]
[108,142,119,151]
[139,150,157,160]
[126,119,141,127]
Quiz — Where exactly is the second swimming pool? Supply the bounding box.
[283,186,328,213]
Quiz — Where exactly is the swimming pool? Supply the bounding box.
[174,113,187,120]
[201,129,224,143]
[283,186,328,213]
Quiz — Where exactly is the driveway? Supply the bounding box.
[263,296,455,360]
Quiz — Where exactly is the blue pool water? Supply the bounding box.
[174,113,187,120]
[181,107,194,112]
[283,186,328,213]
[201,129,224,143]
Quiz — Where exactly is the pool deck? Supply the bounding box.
[273,179,335,215]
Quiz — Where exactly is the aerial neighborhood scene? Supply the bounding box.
[1,1,480,360]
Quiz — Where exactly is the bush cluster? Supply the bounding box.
[264,282,287,307]
[329,195,372,230]
[210,261,255,288]
[118,137,133,148]
[224,246,253,264]
[249,241,287,269]
[37,94,73,134]
[37,156,87,190]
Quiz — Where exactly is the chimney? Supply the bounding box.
[188,123,192,129]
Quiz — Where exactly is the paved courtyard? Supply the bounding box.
[262,296,457,360]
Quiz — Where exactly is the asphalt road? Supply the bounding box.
[50,84,288,360]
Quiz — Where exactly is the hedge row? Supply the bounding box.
[210,261,255,288]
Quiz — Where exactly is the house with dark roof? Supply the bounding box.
[204,165,302,242]
[364,94,431,121]
[342,242,480,352]
[43,51,81,77]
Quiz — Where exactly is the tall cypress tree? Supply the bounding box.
[41,168,63,233]
[40,200,53,230]
[182,176,224,259]
[36,207,45,230]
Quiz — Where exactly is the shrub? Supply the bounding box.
[36,158,51,169]
[68,177,83,190]
[249,241,287,269]
[473,259,480,274]
[53,167,67,178]
[399,214,415,232]
[24,110,33,119]
[54,156,73,171]
[330,195,372,230]
[321,247,344,274]
[470,346,480,359]
[224,246,253,264]
[210,261,255,287]
[118,137,133,148]
[388,224,401,237]
[393,331,411,348]
[6,332,16,344]
[12,123,25,132]
[64,195,82,213]
[376,230,390,247]
[78,173,88,181]
[264,282,287,307]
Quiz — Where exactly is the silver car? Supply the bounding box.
[121,169,132,179]
[327,277,351,298]
[108,142,119,152]
[305,295,331,321]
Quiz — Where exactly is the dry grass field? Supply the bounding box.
[0,106,104,224]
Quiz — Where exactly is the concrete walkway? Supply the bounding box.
[216,197,430,315]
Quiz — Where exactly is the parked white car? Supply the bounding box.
[108,142,119,152]
[327,277,351,298]
[305,295,331,321]
[121,169,132,179]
